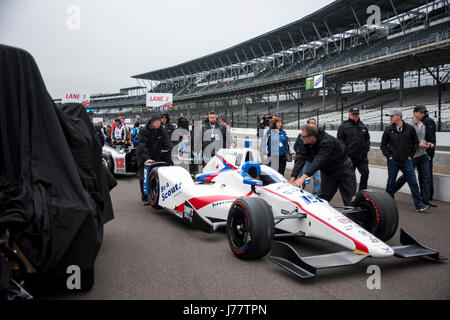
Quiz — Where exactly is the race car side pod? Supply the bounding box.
[269,228,447,279]
[182,201,226,233]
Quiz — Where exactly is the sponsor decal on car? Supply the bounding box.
[212,200,235,208]
[161,182,182,202]
[183,204,194,222]
[301,194,324,204]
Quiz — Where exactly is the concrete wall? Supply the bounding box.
[231,128,450,203]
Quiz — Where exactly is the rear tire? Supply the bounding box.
[226,197,274,260]
[148,169,161,209]
[350,189,398,241]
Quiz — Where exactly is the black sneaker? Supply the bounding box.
[416,203,430,213]
[427,202,438,208]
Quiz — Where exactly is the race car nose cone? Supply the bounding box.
[369,245,395,258]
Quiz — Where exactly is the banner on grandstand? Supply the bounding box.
[314,74,324,89]
[305,77,314,90]
[62,91,90,106]
[146,92,173,108]
[306,74,324,90]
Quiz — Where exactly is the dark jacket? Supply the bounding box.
[94,125,105,147]
[380,122,419,162]
[137,122,172,165]
[291,129,350,178]
[423,115,436,157]
[161,114,174,141]
[337,118,370,160]
[201,121,230,153]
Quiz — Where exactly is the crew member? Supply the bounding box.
[291,124,356,206]
[137,114,172,205]
[337,107,371,191]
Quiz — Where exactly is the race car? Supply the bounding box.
[102,144,138,176]
[143,148,446,279]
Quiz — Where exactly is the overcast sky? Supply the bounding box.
[0,0,334,99]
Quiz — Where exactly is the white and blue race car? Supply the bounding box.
[143,148,446,279]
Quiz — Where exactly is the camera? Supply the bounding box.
[260,115,273,128]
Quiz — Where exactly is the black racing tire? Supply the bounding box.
[350,189,399,242]
[148,168,161,209]
[226,197,274,260]
[103,154,114,173]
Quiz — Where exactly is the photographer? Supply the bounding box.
[257,115,272,138]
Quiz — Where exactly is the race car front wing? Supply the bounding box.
[269,228,447,279]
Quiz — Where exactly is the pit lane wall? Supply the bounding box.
[231,128,450,203]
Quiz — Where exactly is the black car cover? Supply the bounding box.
[0,44,115,287]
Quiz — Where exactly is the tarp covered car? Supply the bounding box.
[0,44,116,299]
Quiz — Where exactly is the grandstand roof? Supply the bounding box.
[132,0,432,81]
[91,92,126,99]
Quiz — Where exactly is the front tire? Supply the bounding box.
[350,189,399,241]
[226,197,274,260]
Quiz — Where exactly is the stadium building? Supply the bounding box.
[81,0,449,132]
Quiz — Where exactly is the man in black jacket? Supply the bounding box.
[337,107,370,191]
[201,111,230,163]
[421,107,437,203]
[380,109,428,212]
[137,114,172,205]
[290,125,355,206]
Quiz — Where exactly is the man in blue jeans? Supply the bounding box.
[391,105,433,209]
[380,109,429,212]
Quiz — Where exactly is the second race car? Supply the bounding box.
[102,144,138,176]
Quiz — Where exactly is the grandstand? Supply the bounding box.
[85,0,450,131]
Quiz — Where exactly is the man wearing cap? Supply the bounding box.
[337,107,370,191]
[391,106,435,209]
[137,114,172,205]
[380,109,429,212]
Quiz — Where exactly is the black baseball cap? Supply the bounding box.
[414,105,427,113]
[349,107,359,114]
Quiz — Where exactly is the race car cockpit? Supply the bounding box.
[240,161,284,186]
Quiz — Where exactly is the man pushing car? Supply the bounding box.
[290,124,356,206]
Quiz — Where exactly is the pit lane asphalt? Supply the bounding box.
[45,171,450,300]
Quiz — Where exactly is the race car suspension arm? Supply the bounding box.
[332,206,366,215]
